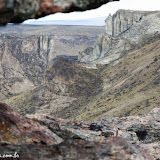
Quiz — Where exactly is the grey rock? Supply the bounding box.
[105,9,160,40]
[80,33,136,62]
[0,35,52,100]
[99,108,160,143]
[105,10,150,37]
[80,10,160,63]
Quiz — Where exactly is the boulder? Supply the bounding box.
[0,102,155,159]
[0,102,63,145]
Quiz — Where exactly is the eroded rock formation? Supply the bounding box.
[0,35,53,100]
[79,10,160,62]
[0,102,63,145]
[0,102,158,159]
[0,25,103,100]
[105,10,152,37]
[0,0,118,25]
[80,33,136,62]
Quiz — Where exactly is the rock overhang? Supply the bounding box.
[0,0,119,26]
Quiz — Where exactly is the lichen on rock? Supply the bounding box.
[0,0,118,26]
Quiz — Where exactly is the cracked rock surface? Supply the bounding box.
[0,102,159,159]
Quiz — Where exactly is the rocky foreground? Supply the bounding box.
[0,9,160,159]
[1,10,160,120]
[0,102,159,160]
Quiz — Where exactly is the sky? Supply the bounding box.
[23,0,160,26]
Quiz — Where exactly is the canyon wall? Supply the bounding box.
[105,10,148,37]
[105,10,160,38]
[0,35,54,99]
[80,10,160,62]
[0,25,103,100]
[0,0,118,26]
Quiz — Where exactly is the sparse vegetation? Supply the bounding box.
[76,39,160,120]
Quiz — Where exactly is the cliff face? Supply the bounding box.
[106,10,160,39]
[0,35,54,100]
[0,25,103,100]
[80,10,160,62]
[80,34,136,62]
[105,10,150,37]
[0,0,117,26]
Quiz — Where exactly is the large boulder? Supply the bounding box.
[0,102,154,159]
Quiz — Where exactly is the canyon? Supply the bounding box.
[0,25,104,100]
[0,9,160,159]
[80,10,160,63]
[1,9,160,120]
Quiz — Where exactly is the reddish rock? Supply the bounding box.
[0,103,63,145]
[0,0,118,25]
